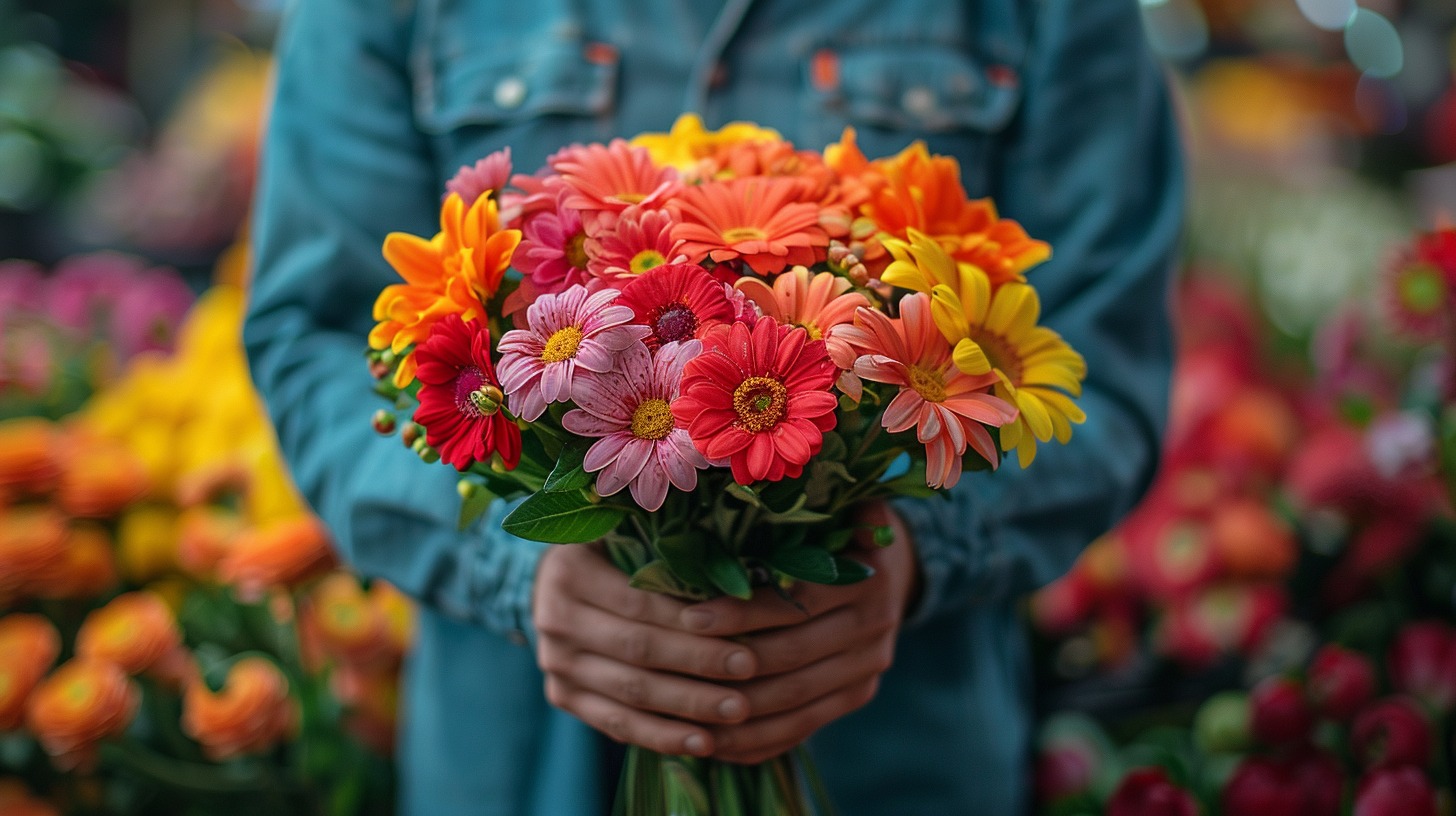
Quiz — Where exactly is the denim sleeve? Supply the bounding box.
[243,0,546,644]
[893,0,1183,624]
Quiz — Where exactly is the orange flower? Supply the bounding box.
[858,142,1049,283]
[176,505,244,580]
[370,581,414,662]
[0,419,60,498]
[369,193,521,387]
[338,666,400,755]
[0,615,61,730]
[218,516,336,601]
[670,177,829,275]
[25,659,139,770]
[0,779,60,816]
[31,523,118,601]
[75,592,183,677]
[181,657,296,760]
[308,573,391,667]
[57,433,149,518]
[0,506,67,601]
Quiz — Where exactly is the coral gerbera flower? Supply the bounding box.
[515,201,591,296]
[497,286,651,421]
[618,263,738,348]
[670,177,830,275]
[585,207,688,281]
[734,266,870,365]
[673,320,839,484]
[411,314,522,470]
[551,140,680,230]
[563,341,708,510]
[840,294,1017,487]
[370,193,521,387]
[920,246,1087,467]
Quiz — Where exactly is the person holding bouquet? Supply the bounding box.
[244,0,1182,813]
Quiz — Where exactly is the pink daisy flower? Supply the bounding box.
[839,293,1018,488]
[585,207,688,282]
[617,264,738,348]
[673,319,839,485]
[497,285,651,421]
[734,266,869,365]
[515,199,591,296]
[551,140,680,232]
[563,341,708,511]
[445,148,512,206]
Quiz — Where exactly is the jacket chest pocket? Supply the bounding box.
[411,0,621,174]
[801,44,1022,197]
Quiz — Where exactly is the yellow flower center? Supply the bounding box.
[722,227,767,243]
[630,399,676,440]
[1398,262,1445,315]
[541,326,584,363]
[732,376,788,432]
[629,250,667,275]
[63,678,93,705]
[564,232,589,270]
[795,321,824,341]
[615,192,647,204]
[907,364,946,402]
[973,330,1025,385]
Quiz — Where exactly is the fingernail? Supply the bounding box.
[684,734,707,755]
[725,650,753,678]
[718,697,745,720]
[682,608,714,631]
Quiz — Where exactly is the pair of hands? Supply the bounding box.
[530,502,920,765]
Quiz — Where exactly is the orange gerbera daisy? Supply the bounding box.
[670,177,829,275]
[733,266,870,364]
[369,193,521,387]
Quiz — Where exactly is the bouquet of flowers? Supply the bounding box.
[366,114,1086,814]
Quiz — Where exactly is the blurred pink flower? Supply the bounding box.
[445,148,512,206]
[111,269,195,358]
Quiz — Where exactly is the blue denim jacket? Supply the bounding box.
[245,0,1182,812]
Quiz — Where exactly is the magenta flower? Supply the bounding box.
[515,199,591,296]
[112,269,195,359]
[563,341,707,510]
[497,285,651,421]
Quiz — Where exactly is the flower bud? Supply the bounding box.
[1307,645,1377,721]
[827,243,852,265]
[400,422,424,448]
[1353,768,1437,816]
[1250,676,1313,748]
[412,436,440,464]
[372,410,397,435]
[468,384,504,416]
[1351,697,1432,770]
[458,479,481,500]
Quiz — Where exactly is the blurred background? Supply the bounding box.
[0,0,1453,814]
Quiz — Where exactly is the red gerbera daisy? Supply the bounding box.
[669,177,829,275]
[673,320,839,484]
[618,263,738,348]
[412,315,522,470]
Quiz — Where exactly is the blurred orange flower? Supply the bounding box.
[0,779,60,816]
[57,433,150,518]
[218,516,335,601]
[0,615,61,730]
[75,592,184,678]
[25,659,139,770]
[181,657,296,760]
[370,581,414,662]
[30,524,118,601]
[0,419,61,498]
[0,506,68,601]
[337,666,400,755]
[176,505,244,579]
[308,574,397,667]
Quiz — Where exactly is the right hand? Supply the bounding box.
[531,543,757,757]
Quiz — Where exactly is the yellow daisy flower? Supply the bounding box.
[629,113,782,173]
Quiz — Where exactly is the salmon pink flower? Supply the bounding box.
[551,140,679,231]
[412,315,522,470]
[564,342,708,510]
[445,147,512,206]
[674,320,838,484]
[497,286,651,421]
[515,200,591,296]
[734,266,870,364]
[25,658,139,770]
[0,614,60,730]
[585,207,688,281]
[839,294,1017,488]
[670,177,829,275]
[618,264,738,348]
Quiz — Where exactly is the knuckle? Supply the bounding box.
[619,630,652,665]
[617,674,648,706]
[543,678,569,709]
[871,644,895,674]
[602,711,630,741]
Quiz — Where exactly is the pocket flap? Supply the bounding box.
[811,44,1021,134]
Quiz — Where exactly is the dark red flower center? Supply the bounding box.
[651,302,699,344]
[453,366,503,418]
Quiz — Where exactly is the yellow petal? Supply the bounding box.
[952,338,992,375]
[986,283,1039,340]
[1016,391,1055,442]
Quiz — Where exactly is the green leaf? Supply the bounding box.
[628,561,710,601]
[724,482,763,508]
[827,555,873,585]
[661,758,711,815]
[766,546,839,583]
[456,477,496,531]
[501,491,625,543]
[655,534,716,597]
[542,440,591,492]
[704,550,753,600]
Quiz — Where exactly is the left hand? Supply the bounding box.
[677,501,921,764]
